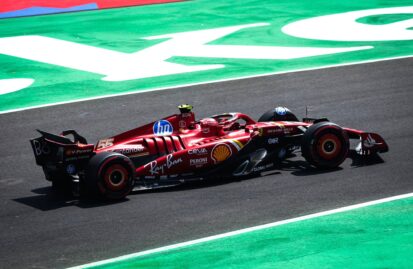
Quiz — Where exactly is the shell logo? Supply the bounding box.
[211,143,232,163]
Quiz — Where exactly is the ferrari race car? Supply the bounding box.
[30,105,388,200]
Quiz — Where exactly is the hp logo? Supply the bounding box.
[153,120,173,136]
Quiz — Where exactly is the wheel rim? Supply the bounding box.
[316,133,342,160]
[103,164,129,191]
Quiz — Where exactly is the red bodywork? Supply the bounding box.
[85,111,388,180]
[30,107,389,198]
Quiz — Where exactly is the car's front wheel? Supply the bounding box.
[301,122,349,169]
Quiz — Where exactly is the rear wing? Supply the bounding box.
[30,130,94,166]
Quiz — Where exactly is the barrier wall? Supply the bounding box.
[0,0,184,19]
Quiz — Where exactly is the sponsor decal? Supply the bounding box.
[253,163,274,172]
[258,128,264,136]
[267,128,283,134]
[275,107,287,115]
[266,124,293,135]
[211,143,232,163]
[145,154,182,175]
[65,148,93,156]
[32,139,50,156]
[268,138,279,144]
[153,120,173,136]
[114,145,147,156]
[65,155,90,161]
[190,157,208,166]
[96,138,114,149]
[188,148,208,155]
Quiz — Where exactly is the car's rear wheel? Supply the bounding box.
[301,122,349,169]
[86,152,135,200]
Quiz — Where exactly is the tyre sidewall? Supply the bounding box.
[86,152,135,200]
[302,122,349,169]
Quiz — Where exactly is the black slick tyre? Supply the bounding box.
[85,152,135,200]
[301,122,349,169]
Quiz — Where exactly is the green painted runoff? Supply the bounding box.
[0,0,412,112]
[83,196,413,269]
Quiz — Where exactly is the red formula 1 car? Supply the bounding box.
[30,105,388,200]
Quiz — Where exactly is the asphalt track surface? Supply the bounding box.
[0,57,412,269]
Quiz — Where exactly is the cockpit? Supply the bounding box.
[177,104,256,136]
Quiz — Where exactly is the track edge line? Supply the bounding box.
[67,191,413,269]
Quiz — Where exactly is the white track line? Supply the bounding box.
[67,192,413,269]
[1,54,412,115]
